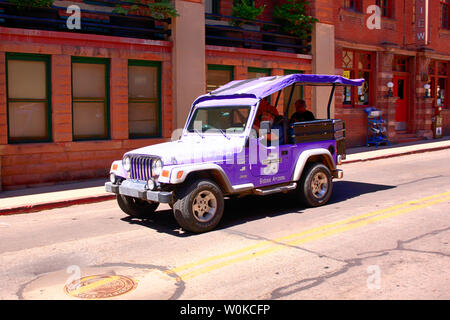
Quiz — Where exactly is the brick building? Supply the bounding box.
[0,0,449,190]
[310,0,450,146]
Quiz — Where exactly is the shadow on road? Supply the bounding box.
[329,180,395,204]
[121,180,395,237]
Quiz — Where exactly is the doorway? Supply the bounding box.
[393,75,409,131]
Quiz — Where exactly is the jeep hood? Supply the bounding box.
[124,136,246,165]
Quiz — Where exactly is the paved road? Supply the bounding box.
[0,150,449,300]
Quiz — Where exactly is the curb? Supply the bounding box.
[1,144,449,217]
[342,144,450,164]
[0,194,116,217]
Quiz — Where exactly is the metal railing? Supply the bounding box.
[0,0,171,41]
[205,12,311,54]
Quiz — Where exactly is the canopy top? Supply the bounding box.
[194,74,364,105]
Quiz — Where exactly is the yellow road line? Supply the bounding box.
[67,276,120,296]
[167,191,450,281]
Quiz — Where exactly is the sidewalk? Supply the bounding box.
[344,135,450,163]
[1,136,449,216]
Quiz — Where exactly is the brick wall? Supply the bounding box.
[0,27,173,190]
[442,109,450,136]
[0,52,6,146]
[309,0,450,145]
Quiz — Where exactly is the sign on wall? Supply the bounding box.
[415,0,429,46]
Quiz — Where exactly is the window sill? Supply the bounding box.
[342,8,364,15]
[7,139,52,145]
[129,136,163,140]
[439,28,450,39]
[381,16,396,22]
[339,8,365,25]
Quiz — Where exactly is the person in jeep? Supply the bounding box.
[290,99,316,123]
[253,99,284,143]
[253,99,279,129]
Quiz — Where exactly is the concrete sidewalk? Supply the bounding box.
[1,136,449,216]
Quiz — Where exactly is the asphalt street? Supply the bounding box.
[0,149,449,300]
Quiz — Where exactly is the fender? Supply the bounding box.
[292,148,337,182]
[110,160,128,179]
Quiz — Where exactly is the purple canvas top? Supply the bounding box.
[194,74,364,105]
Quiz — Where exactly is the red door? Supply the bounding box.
[393,75,408,130]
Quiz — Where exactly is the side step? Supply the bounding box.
[254,183,297,196]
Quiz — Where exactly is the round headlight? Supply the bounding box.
[152,159,163,177]
[147,178,156,191]
[123,156,131,172]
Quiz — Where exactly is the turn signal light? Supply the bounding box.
[176,171,184,179]
[161,170,170,178]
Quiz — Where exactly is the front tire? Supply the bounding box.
[117,195,159,219]
[173,179,224,233]
[297,163,333,207]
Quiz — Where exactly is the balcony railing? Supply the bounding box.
[205,13,311,54]
[0,0,171,41]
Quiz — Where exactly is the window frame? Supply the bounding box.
[128,59,162,139]
[248,67,271,78]
[205,0,220,15]
[376,0,395,19]
[71,56,110,141]
[344,0,363,13]
[441,0,450,30]
[342,49,375,107]
[6,52,52,144]
[428,60,449,109]
[393,55,409,73]
[207,64,234,93]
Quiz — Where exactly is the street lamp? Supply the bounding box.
[387,82,394,97]
[424,83,431,98]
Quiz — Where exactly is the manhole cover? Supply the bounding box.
[64,274,137,299]
[20,265,182,300]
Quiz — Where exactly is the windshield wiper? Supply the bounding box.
[193,128,204,139]
[218,128,231,140]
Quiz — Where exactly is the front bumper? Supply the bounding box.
[332,169,344,179]
[105,180,173,204]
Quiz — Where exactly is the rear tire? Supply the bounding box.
[117,195,159,219]
[297,163,333,207]
[173,179,224,233]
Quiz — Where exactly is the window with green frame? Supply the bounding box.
[6,53,51,143]
[71,57,110,141]
[207,65,234,93]
[248,67,270,79]
[205,0,220,15]
[128,60,162,139]
[284,70,304,118]
[248,67,274,103]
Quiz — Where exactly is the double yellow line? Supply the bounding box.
[166,191,450,281]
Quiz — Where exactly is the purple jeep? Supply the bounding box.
[105,74,364,233]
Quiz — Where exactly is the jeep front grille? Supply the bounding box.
[130,156,154,181]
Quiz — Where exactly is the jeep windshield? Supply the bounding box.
[187,106,251,134]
